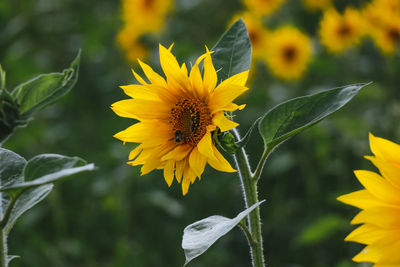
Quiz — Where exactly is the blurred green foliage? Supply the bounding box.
[0,0,398,266]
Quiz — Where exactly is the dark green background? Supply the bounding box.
[1,0,398,266]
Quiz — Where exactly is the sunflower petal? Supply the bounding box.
[208,145,236,173]
[337,189,382,210]
[370,133,400,166]
[197,132,218,162]
[138,59,167,87]
[203,47,217,94]
[208,85,249,113]
[189,147,207,178]
[212,111,239,132]
[163,160,175,186]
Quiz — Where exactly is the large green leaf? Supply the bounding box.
[258,83,369,151]
[209,18,252,81]
[4,184,53,235]
[182,200,265,266]
[0,154,95,192]
[11,51,80,118]
[0,148,26,187]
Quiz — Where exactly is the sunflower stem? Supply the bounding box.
[232,128,265,267]
[0,229,7,267]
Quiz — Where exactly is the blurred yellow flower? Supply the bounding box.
[265,26,312,80]
[370,15,400,54]
[116,26,149,62]
[303,0,332,12]
[112,44,249,195]
[319,8,365,53]
[338,133,400,266]
[121,0,172,33]
[242,0,286,16]
[231,12,269,61]
[363,0,400,55]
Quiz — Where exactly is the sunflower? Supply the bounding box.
[319,8,365,53]
[242,0,286,16]
[264,26,312,80]
[370,15,400,54]
[303,0,332,12]
[111,44,249,195]
[121,0,172,33]
[230,12,269,61]
[363,1,400,55]
[338,133,400,266]
[116,26,149,63]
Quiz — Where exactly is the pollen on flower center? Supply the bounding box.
[337,23,351,38]
[169,98,212,146]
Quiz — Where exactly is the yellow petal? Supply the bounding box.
[141,144,174,175]
[114,122,170,146]
[351,206,400,227]
[208,144,236,173]
[120,84,160,101]
[129,144,143,160]
[111,99,170,120]
[138,59,167,87]
[131,68,148,85]
[203,48,217,94]
[159,44,189,91]
[161,145,192,161]
[337,189,382,210]
[217,70,249,88]
[189,54,207,98]
[208,84,249,113]
[354,170,400,205]
[189,147,207,178]
[212,111,239,132]
[163,160,175,187]
[370,133,400,166]
[366,155,400,190]
[345,224,387,245]
[352,245,381,263]
[197,131,218,162]
[175,159,185,183]
[181,164,192,196]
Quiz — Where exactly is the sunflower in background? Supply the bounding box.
[264,26,312,80]
[231,12,269,61]
[242,0,286,16]
[303,0,332,12]
[319,8,365,53]
[363,0,400,55]
[112,44,249,195]
[117,0,173,63]
[116,26,149,62]
[338,134,400,266]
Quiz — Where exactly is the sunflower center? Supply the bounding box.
[337,23,351,38]
[388,27,400,42]
[249,30,259,46]
[142,0,155,10]
[283,45,297,63]
[169,98,212,146]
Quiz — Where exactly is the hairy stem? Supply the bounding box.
[232,128,265,267]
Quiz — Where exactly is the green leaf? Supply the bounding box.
[258,83,369,151]
[11,50,80,118]
[0,154,95,192]
[182,200,265,266]
[0,148,26,187]
[4,184,53,235]
[0,87,23,145]
[210,18,252,81]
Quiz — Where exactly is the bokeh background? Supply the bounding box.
[1,0,400,266]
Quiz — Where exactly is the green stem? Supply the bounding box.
[232,128,265,267]
[252,146,272,181]
[0,229,6,267]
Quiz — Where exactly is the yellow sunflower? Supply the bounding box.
[363,1,400,55]
[230,12,269,61]
[116,26,149,63]
[242,0,286,16]
[370,15,400,54]
[303,0,332,12]
[319,8,365,53]
[111,44,249,195]
[338,133,400,266]
[121,0,172,33]
[264,26,312,80]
